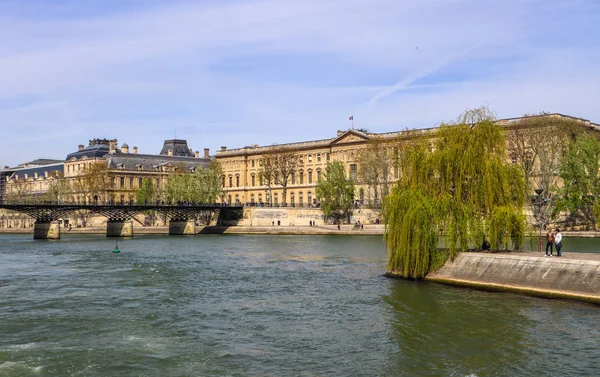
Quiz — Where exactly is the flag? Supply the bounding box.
[349,115,353,120]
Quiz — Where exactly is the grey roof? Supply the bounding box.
[121,143,129,148]
[7,163,64,180]
[65,144,117,161]
[15,158,63,168]
[105,153,211,171]
[160,139,194,157]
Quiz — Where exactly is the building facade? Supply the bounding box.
[215,114,600,208]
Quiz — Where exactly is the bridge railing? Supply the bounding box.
[0,199,239,208]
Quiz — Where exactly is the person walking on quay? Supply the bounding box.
[545,227,555,256]
[554,229,563,257]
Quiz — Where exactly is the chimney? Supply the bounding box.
[168,149,173,156]
[78,144,84,151]
[3,166,9,170]
[337,130,345,137]
[121,143,129,153]
[23,163,29,168]
[34,172,38,179]
[194,151,200,158]
[109,139,118,154]
[204,148,210,158]
[221,146,227,152]
[133,146,138,154]
[44,171,48,178]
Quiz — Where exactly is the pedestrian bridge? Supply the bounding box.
[0,202,243,239]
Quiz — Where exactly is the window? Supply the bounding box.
[222,176,226,187]
[359,188,365,203]
[290,192,295,205]
[138,178,143,188]
[259,175,263,186]
[229,176,233,187]
[228,195,232,204]
[274,193,279,205]
[350,164,357,181]
[259,193,263,203]
[251,160,255,168]
[308,154,313,163]
[120,177,125,188]
[308,192,312,205]
[251,194,255,204]
[326,153,330,161]
[110,177,116,188]
[120,194,125,203]
[300,171,304,184]
[236,175,240,187]
[299,192,304,205]
[235,194,239,204]
[129,177,134,188]
[251,175,256,187]
[317,169,322,181]
[308,170,313,184]
[317,154,321,162]
[291,173,295,185]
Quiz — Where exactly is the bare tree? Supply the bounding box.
[259,146,301,205]
[356,139,392,208]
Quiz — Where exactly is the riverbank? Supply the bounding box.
[421,251,600,304]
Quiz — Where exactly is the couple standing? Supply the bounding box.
[545,228,563,257]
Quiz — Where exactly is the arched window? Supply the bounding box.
[307,191,312,206]
[251,174,256,187]
[299,170,304,184]
[274,193,279,205]
[229,176,233,187]
[251,194,255,204]
[236,175,240,187]
[359,188,365,203]
[259,193,263,203]
[308,169,313,184]
[290,192,295,205]
[299,192,303,205]
[235,194,239,204]
[317,169,322,181]
[222,175,226,187]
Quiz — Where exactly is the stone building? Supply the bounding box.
[215,113,600,209]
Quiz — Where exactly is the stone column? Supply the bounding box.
[169,220,196,235]
[106,219,134,237]
[33,220,61,240]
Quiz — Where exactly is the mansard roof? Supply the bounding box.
[105,153,211,171]
[159,139,195,157]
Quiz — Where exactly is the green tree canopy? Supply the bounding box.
[136,177,156,204]
[316,161,355,223]
[553,133,600,229]
[384,107,526,279]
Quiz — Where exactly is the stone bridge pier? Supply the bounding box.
[106,219,134,237]
[33,220,61,240]
[168,219,196,235]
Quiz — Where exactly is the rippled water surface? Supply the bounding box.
[1,234,599,376]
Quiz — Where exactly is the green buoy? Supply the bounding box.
[113,241,120,253]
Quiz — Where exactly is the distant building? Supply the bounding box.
[215,113,600,208]
[4,138,212,205]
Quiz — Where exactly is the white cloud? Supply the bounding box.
[0,0,599,167]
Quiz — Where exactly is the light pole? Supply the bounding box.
[532,188,547,253]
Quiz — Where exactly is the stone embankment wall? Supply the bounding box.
[426,253,600,303]
[239,207,381,227]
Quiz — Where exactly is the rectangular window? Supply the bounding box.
[317,170,322,181]
[129,177,134,188]
[326,153,330,161]
[308,171,313,184]
[120,177,125,188]
[317,154,321,162]
[251,160,255,168]
[252,175,255,187]
[350,164,357,181]
[291,173,295,185]
[308,155,313,163]
[138,178,143,188]
[236,176,240,187]
[300,171,304,184]
[229,176,233,187]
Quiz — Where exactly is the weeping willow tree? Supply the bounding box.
[384,107,526,279]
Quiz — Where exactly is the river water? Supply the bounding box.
[0,234,599,376]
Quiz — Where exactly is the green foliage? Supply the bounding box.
[136,178,156,204]
[384,107,526,278]
[316,161,355,222]
[165,161,224,203]
[488,206,526,251]
[553,133,600,229]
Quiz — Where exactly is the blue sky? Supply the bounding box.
[1,0,599,167]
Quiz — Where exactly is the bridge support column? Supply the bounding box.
[169,220,196,235]
[33,220,61,240]
[106,220,134,237]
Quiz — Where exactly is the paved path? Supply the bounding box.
[492,250,600,261]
